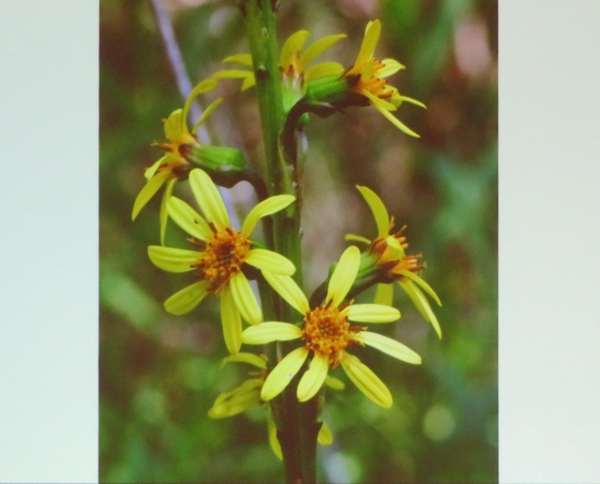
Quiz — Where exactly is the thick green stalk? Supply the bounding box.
[243,2,317,483]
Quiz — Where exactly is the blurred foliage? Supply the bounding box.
[100,0,497,482]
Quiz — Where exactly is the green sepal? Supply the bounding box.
[305,75,351,105]
[186,145,246,172]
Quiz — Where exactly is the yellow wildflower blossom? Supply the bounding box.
[241,246,421,408]
[148,168,296,354]
[348,185,442,338]
[344,20,425,137]
[214,30,345,111]
[208,352,334,459]
[132,78,221,244]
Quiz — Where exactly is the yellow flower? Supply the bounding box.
[241,246,421,408]
[348,185,442,338]
[208,352,334,459]
[132,78,221,244]
[344,19,425,137]
[214,30,346,111]
[148,168,296,354]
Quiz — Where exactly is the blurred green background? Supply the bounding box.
[100,0,497,482]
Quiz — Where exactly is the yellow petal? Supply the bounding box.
[261,347,309,401]
[191,97,223,134]
[304,62,345,83]
[241,75,257,91]
[353,331,421,364]
[221,352,267,369]
[189,169,230,228]
[241,322,302,345]
[164,281,210,315]
[144,156,168,180]
[354,19,381,70]
[229,272,262,325]
[340,352,392,408]
[208,379,263,418]
[267,409,283,460]
[356,185,390,238]
[317,421,333,445]
[374,283,394,306]
[245,249,295,276]
[241,194,295,237]
[167,196,212,241]
[297,352,329,402]
[374,104,421,138]
[399,95,426,109]
[182,78,218,124]
[377,58,405,78]
[132,169,171,221]
[325,376,345,390]
[363,89,397,111]
[223,53,253,66]
[159,178,176,246]
[326,246,360,307]
[385,235,406,259]
[345,233,372,245]
[300,34,346,69]
[398,270,441,306]
[163,109,187,141]
[399,281,442,338]
[262,273,310,315]
[220,286,243,354]
[344,303,400,323]
[148,246,199,272]
[213,69,253,79]
[280,30,310,69]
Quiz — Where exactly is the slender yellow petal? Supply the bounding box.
[377,58,405,77]
[182,78,218,124]
[353,331,421,364]
[167,196,212,241]
[245,249,295,276]
[220,286,243,354]
[241,322,302,345]
[398,270,441,306]
[148,246,199,272]
[280,30,310,68]
[241,194,295,237]
[262,272,310,315]
[297,352,329,402]
[132,169,171,221]
[326,246,360,306]
[300,34,346,69]
[241,75,256,91]
[221,352,267,369]
[385,235,406,259]
[354,19,381,69]
[375,104,421,138]
[356,185,390,238]
[163,109,187,140]
[191,97,223,134]
[261,347,309,401]
[400,95,427,109]
[164,281,209,315]
[363,89,397,111]
[189,169,230,228]
[223,53,253,66]
[340,352,392,408]
[400,281,442,338]
[325,376,345,390]
[344,233,372,245]
[344,303,400,323]
[304,62,345,83]
[213,69,253,79]
[229,272,262,325]
[374,283,394,306]
[208,379,263,418]
[317,421,333,445]
[144,156,168,180]
[267,409,283,460]
[159,178,176,246]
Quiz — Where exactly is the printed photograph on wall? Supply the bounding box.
[100,0,498,482]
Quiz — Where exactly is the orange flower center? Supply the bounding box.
[192,227,251,294]
[302,303,362,368]
[371,227,424,279]
[349,60,391,99]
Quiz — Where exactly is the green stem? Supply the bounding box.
[243,2,317,483]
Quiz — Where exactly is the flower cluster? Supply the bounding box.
[132,17,440,466]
